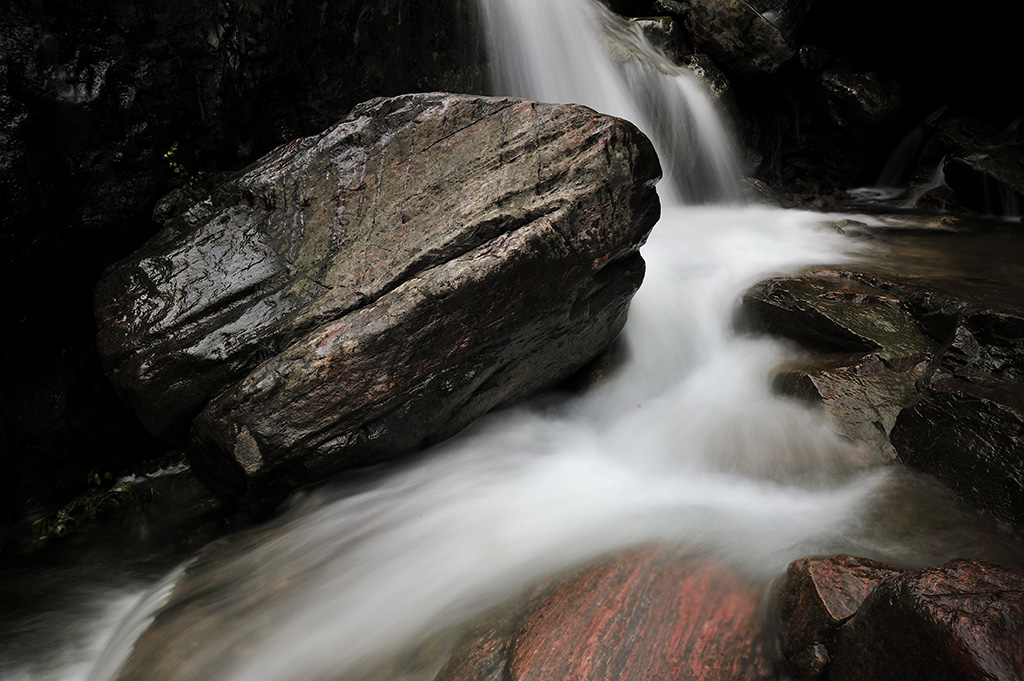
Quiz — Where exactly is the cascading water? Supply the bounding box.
[479,0,742,203]
[1,2,1008,681]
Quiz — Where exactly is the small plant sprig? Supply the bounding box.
[29,470,135,543]
[163,142,207,188]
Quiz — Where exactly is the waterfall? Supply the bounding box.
[479,0,742,203]
[6,2,958,681]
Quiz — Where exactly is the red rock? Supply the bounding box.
[507,546,773,681]
[830,559,1024,681]
[774,554,904,680]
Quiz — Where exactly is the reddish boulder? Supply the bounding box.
[440,546,774,681]
[831,559,1024,681]
[774,555,903,680]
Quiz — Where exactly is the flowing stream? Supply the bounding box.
[1,1,1016,680]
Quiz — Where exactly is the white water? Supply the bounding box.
[3,2,972,680]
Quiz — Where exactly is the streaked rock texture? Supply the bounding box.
[439,546,774,681]
[95,92,661,507]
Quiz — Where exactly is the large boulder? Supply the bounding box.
[774,555,903,680]
[95,92,661,507]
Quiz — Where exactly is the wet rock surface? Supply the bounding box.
[96,92,661,508]
[441,546,773,681]
[743,224,1024,529]
[774,555,1024,681]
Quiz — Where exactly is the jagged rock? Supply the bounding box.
[743,270,935,458]
[96,92,661,507]
[775,556,1024,681]
[742,254,1024,528]
[830,559,1024,681]
[891,306,1024,528]
[774,555,903,680]
[441,547,773,681]
[685,0,796,79]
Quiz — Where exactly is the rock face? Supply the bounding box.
[1,0,487,527]
[96,92,661,507]
[774,555,1024,681]
[685,0,796,79]
[439,547,774,681]
[743,245,1024,530]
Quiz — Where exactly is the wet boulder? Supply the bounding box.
[774,556,1024,681]
[773,555,903,680]
[95,92,661,507]
[742,268,936,459]
[0,0,489,528]
[890,306,1024,529]
[830,559,1024,681]
[440,546,774,681]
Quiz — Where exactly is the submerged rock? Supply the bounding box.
[440,546,774,681]
[96,92,661,508]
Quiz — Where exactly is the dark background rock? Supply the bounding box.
[0,0,487,531]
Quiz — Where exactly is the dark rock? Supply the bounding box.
[891,376,1024,529]
[817,67,911,169]
[774,555,903,680]
[743,0,815,36]
[797,45,832,72]
[442,546,774,681]
[830,559,1024,681]
[685,0,796,79]
[96,92,661,507]
[0,0,487,528]
[653,0,689,16]
[943,148,1024,218]
[742,250,1024,528]
[743,271,930,356]
[630,16,692,65]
